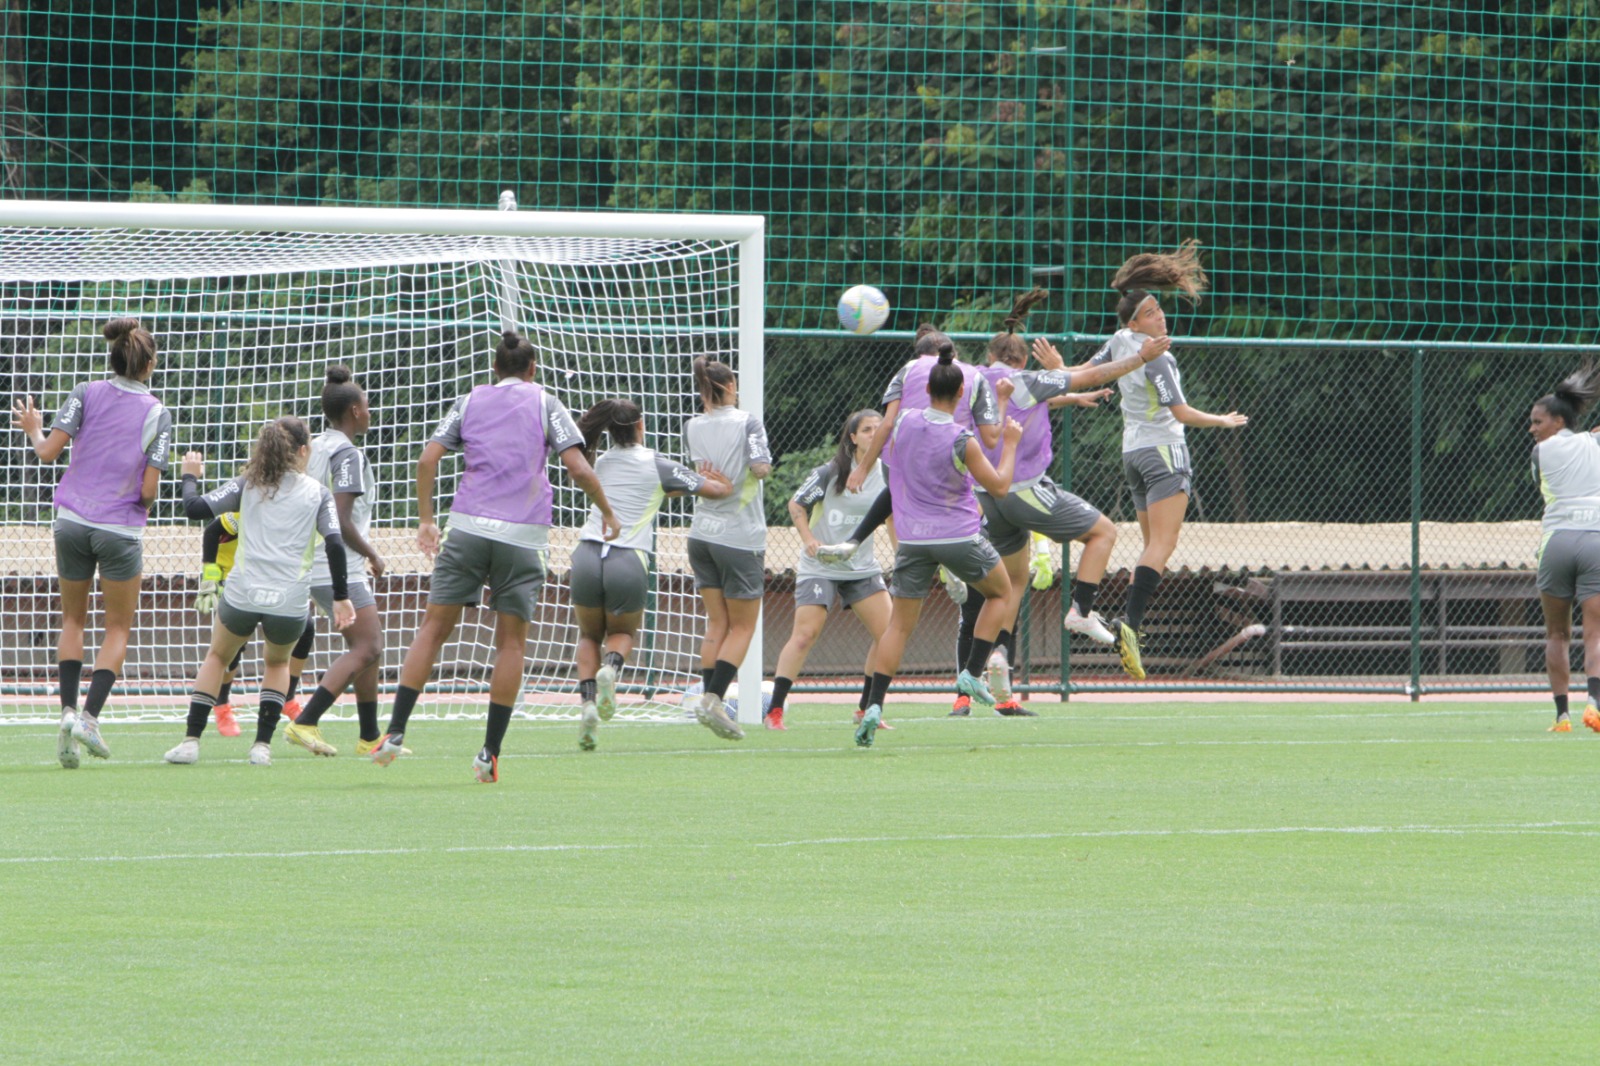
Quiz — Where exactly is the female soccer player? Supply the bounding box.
[283,365,391,757]
[769,408,895,731]
[855,347,1025,748]
[569,397,732,751]
[1087,241,1248,678]
[370,330,619,783]
[165,417,355,766]
[1527,365,1600,732]
[11,318,171,769]
[683,356,772,741]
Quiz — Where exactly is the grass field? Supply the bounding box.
[6,700,1600,1064]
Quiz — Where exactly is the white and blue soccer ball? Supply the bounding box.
[837,284,890,335]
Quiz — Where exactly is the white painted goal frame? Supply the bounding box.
[0,200,765,725]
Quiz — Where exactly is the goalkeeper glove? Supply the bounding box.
[195,563,223,615]
[1029,533,1054,590]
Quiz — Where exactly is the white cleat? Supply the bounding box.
[164,738,200,765]
[57,708,81,770]
[247,742,272,767]
[695,691,744,741]
[72,713,110,760]
[1063,606,1116,645]
[815,540,858,566]
[579,700,601,751]
[940,566,968,605]
[595,664,618,721]
[986,648,1012,704]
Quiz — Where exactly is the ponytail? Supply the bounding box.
[986,287,1050,367]
[103,318,156,380]
[1112,238,1207,324]
[321,363,365,426]
[692,355,736,407]
[242,416,311,496]
[928,346,964,401]
[578,397,644,460]
[1537,362,1600,429]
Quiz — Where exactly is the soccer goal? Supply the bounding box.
[0,199,765,725]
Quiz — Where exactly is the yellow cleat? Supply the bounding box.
[1113,618,1146,681]
[356,736,412,757]
[1549,718,1573,733]
[284,722,337,757]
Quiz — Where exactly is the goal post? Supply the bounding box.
[0,199,765,725]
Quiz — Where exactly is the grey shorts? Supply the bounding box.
[1123,444,1193,512]
[980,478,1102,556]
[1537,530,1600,603]
[429,528,547,622]
[890,539,1002,600]
[311,580,378,613]
[687,538,765,600]
[570,540,651,615]
[218,598,308,645]
[53,521,142,583]
[794,572,888,609]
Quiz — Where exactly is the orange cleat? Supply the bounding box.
[281,699,302,723]
[765,707,787,730]
[1584,703,1600,733]
[1550,717,1573,733]
[213,703,240,737]
[948,694,971,718]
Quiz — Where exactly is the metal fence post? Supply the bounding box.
[1410,346,1424,701]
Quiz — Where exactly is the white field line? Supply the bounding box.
[4,822,1598,866]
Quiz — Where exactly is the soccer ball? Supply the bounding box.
[837,284,890,335]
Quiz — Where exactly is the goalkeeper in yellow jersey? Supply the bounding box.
[195,511,313,736]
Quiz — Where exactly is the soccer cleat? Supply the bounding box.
[815,540,859,566]
[595,664,618,721]
[247,742,272,767]
[956,669,995,708]
[281,699,302,723]
[1585,703,1600,733]
[163,738,200,765]
[1550,717,1573,733]
[284,722,338,757]
[472,748,499,783]
[939,566,968,605]
[854,704,882,747]
[995,699,1038,718]
[986,648,1012,704]
[57,708,81,770]
[765,706,786,731]
[369,733,407,767]
[579,701,600,751]
[949,694,971,717]
[72,713,110,760]
[853,707,892,730]
[356,736,412,757]
[1063,606,1116,645]
[1112,618,1146,681]
[694,690,744,741]
[213,703,241,737]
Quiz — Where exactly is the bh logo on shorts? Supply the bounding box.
[248,588,285,608]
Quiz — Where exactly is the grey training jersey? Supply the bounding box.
[1534,429,1600,535]
[307,428,374,585]
[684,405,771,551]
[201,471,339,617]
[792,460,886,579]
[580,445,705,552]
[1089,329,1187,452]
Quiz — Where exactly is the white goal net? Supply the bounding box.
[0,201,764,724]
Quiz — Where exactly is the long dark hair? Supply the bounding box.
[829,409,881,494]
[242,416,311,496]
[692,355,736,407]
[321,364,365,425]
[928,348,964,402]
[103,317,156,379]
[578,397,643,460]
[494,330,537,378]
[986,288,1050,368]
[1537,362,1600,429]
[1112,239,1207,325]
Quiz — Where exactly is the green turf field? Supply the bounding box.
[5,701,1599,1064]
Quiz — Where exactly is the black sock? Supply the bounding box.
[868,671,892,709]
[957,591,982,674]
[483,701,514,757]
[1071,579,1099,617]
[217,679,234,706]
[285,675,301,704]
[386,684,421,736]
[1125,565,1162,631]
[858,674,872,712]
[1555,693,1571,719]
[964,637,995,679]
[700,667,714,691]
[771,676,793,711]
[1588,678,1600,705]
[997,630,1013,658]
[81,668,116,719]
[297,685,337,727]
[579,678,597,703]
[185,692,215,738]
[602,650,625,672]
[708,659,738,698]
[357,700,380,742]
[58,659,83,710]
[255,688,285,745]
